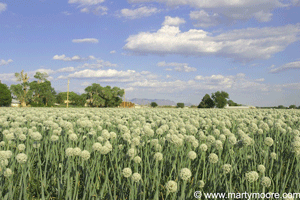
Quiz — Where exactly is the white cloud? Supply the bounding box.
[162,16,185,26]
[110,50,116,54]
[81,81,92,86]
[157,61,196,72]
[166,75,171,78]
[62,11,72,15]
[72,38,99,43]
[128,0,297,24]
[255,78,265,82]
[68,0,105,6]
[269,61,300,73]
[120,6,159,19]
[0,59,13,66]
[174,65,196,72]
[190,10,219,27]
[56,67,76,73]
[66,69,137,79]
[53,54,95,62]
[124,23,300,62]
[68,0,107,15]
[0,2,7,13]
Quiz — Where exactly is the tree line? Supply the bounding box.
[0,70,124,107]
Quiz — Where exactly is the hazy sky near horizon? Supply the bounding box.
[0,0,300,106]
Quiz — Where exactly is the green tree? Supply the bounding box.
[211,91,229,108]
[289,105,297,109]
[85,83,124,107]
[150,102,158,107]
[57,92,87,107]
[198,94,215,108]
[227,99,241,106]
[30,72,56,106]
[177,103,184,108]
[278,105,286,109]
[0,82,12,106]
[11,70,31,107]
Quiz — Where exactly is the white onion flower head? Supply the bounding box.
[50,135,59,142]
[270,152,277,159]
[131,172,142,182]
[80,150,90,160]
[18,144,26,152]
[133,156,142,164]
[208,153,219,164]
[127,148,136,158]
[187,151,197,160]
[4,168,13,177]
[65,148,74,157]
[245,171,259,183]
[122,168,132,178]
[264,137,274,147]
[154,152,163,161]
[31,132,42,141]
[258,165,266,173]
[261,177,271,188]
[0,159,8,167]
[16,153,28,164]
[69,133,78,141]
[18,134,26,141]
[0,141,5,147]
[73,147,82,156]
[199,144,208,152]
[198,180,205,188]
[222,164,232,174]
[93,142,102,151]
[179,168,192,181]
[165,180,177,193]
[33,143,40,148]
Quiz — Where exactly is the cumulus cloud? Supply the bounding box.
[110,50,116,54]
[53,54,95,62]
[0,2,7,13]
[124,23,300,62]
[0,59,13,66]
[269,61,300,73]
[162,16,185,26]
[120,6,159,19]
[72,38,99,43]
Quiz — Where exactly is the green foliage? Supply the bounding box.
[150,102,158,107]
[84,83,124,107]
[198,94,215,108]
[29,80,56,106]
[177,102,184,108]
[10,84,33,106]
[0,82,12,106]
[57,92,86,107]
[227,100,241,106]
[211,91,229,108]
[278,105,286,109]
[289,105,297,109]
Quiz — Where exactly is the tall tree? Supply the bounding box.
[30,72,56,106]
[0,82,12,107]
[11,70,31,107]
[211,91,229,108]
[198,94,215,108]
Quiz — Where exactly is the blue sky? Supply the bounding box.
[0,0,300,106]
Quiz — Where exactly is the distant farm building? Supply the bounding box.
[119,101,135,108]
[11,99,20,107]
